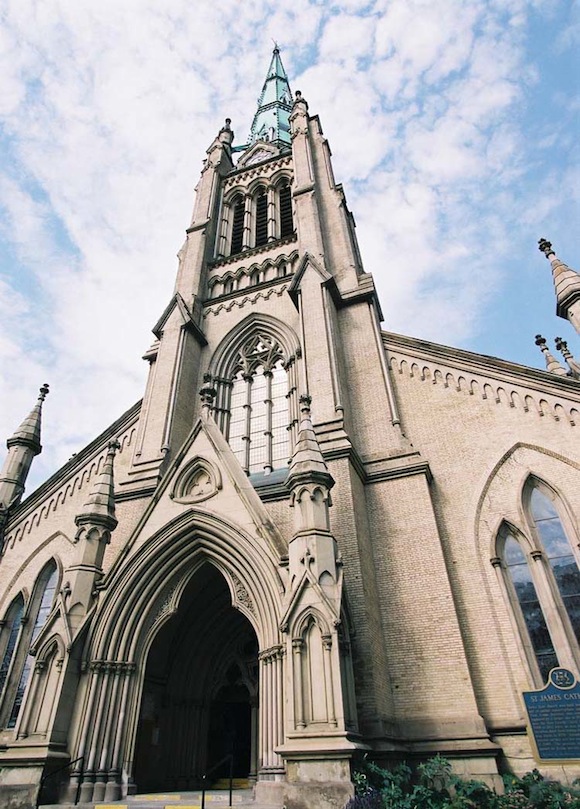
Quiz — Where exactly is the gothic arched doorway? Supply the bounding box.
[133,563,259,793]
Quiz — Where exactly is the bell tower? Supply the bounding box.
[125,47,411,496]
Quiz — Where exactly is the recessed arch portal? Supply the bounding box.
[68,510,285,802]
[134,563,259,792]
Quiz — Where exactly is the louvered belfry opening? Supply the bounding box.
[230,195,245,255]
[255,189,268,247]
[279,183,293,238]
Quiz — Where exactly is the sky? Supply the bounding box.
[0,0,579,492]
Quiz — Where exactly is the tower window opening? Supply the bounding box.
[255,190,268,247]
[230,196,245,256]
[279,183,293,238]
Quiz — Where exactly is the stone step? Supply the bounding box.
[41,789,279,809]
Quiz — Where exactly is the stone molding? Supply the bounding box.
[388,352,580,427]
[203,283,290,317]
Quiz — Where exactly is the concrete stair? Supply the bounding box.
[41,787,279,809]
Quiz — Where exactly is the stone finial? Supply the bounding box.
[199,373,217,412]
[219,118,234,146]
[75,439,120,532]
[293,90,308,109]
[538,238,554,258]
[555,337,580,379]
[535,335,567,376]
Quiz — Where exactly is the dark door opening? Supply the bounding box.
[133,564,258,793]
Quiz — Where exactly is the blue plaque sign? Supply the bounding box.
[523,668,580,762]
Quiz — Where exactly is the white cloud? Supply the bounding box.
[0,0,576,493]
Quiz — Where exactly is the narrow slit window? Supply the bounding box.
[255,189,268,247]
[230,196,245,256]
[279,183,294,238]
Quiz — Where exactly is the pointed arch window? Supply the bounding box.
[530,487,580,640]
[496,479,580,685]
[0,595,24,700]
[228,339,290,475]
[501,531,558,682]
[210,325,300,478]
[1,561,58,729]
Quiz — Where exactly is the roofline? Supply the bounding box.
[382,330,580,400]
[5,400,142,530]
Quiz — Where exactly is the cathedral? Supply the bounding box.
[0,49,579,809]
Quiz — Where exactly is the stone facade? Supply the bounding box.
[0,50,579,809]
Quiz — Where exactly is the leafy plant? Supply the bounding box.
[345,756,580,809]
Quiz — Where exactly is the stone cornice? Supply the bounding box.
[383,331,580,402]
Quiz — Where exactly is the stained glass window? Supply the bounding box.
[530,488,580,642]
[503,534,558,682]
[0,596,24,698]
[8,563,58,728]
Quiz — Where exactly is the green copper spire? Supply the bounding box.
[248,46,293,149]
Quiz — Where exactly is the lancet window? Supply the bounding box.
[495,479,580,685]
[219,178,294,258]
[0,561,58,728]
[0,595,24,700]
[211,327,300,477]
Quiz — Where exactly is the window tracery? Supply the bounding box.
[209,323,300,477]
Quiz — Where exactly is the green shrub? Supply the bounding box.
[345,756,580,809]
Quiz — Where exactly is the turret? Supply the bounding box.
[0,384,49,512]
[539,238,580,334]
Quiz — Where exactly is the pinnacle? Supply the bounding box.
[75,439,120,530]
[287,395,334,486]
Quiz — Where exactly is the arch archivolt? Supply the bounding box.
[89,508,284,664]
[66,509,286,801]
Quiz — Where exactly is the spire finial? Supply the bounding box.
[535,335,567,376]
[555,337,580,379]
[38,383,49,402]
[538,238,554,258]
